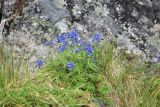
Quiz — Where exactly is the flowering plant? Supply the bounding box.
[35,30,111,105]
[40,30,103,70]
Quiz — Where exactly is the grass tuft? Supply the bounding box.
[0,39,160,107]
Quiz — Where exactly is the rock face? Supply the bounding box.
[66,0,160,61]
[0,0,160,68]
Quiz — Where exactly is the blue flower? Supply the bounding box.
[66,62,75,70]
[72,48,80,53]
[57,33,67,43]
[68,30,79,42]
[72,41,77,46]
[64,42,69,46]
[155,55,160,63]
[36,59,44,68]
[92,33,102,43]
[58,42,68,53]
[85,46,94,55]
[84,42,89,47]
[85,42,94,55]
[78,39,83,45]
[44,40,54,46]
[58,46,66,53]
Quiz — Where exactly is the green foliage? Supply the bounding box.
[35,41,111,106]
[0,40,160,107]
[0,44,57,107]
[100,44,160,107]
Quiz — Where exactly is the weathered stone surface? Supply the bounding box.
[0,0,70,69]
[67,0,160,62]
[1,0,160,68]
[38,0,70,23]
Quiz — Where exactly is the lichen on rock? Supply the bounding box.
[1,0,160,68]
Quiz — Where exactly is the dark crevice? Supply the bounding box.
[2,19,13,37]
[0,0,4,22]
[65,0,75,23]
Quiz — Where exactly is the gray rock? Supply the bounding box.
[38,0,70,23]
[131,8,139,17]
[153,0,160,8]
[137,0,152,7]
[1,0,160,68]
[0,0,70,69]
[55,19,69,33]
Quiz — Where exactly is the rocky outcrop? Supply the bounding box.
[0,0,160,68]
[66,0,160,62]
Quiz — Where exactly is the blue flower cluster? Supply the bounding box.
[36,30,102,69]
[56,30,79,53]
[155,55,160,63]
[36,59,44,68]
[57,33,67,43]
[68,30,79,43]
[92,33,102,43]
[44,40,54,46]
[66,62,75,70]
[58,42,69,53]
[84,42,94,55]
[57,30,102,54]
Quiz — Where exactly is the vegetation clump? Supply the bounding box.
[0,30,160,107]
